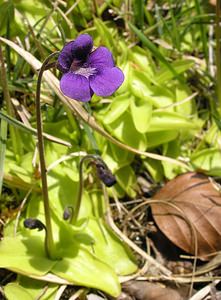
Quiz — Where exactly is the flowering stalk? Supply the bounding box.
[70,155,92,223]
[70,154,116,223]
[82,104,100,154]
[24,218,49,254]
[36,51,59,259]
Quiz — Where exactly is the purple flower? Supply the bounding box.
[58,34,124,102]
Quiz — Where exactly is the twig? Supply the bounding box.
[54,285,67,300]
[14,188,33,236]
[188,280,220,300]
[54,5,73,28]
[102,186,172,277]
[157,92,198,110]
[69,288,87,300]
[65,0,80,16]
[35,284,49,300]
[123,198,199,297]
[119,260,150,283]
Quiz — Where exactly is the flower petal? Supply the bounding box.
[58,41,76,73]
[89,47,115,69]
[90,67,124,97]
[58,34,93,73]
[60,72,92,102]
[72,34,93,61]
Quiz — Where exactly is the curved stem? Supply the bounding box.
[83,103,100,154]
[71,154,99,223]
[36,51,59,259]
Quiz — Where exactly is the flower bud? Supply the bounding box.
[63,206,73,221]
[24,218,45,231]
[95,160,116,187]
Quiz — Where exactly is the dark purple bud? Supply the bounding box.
[24,218,45,231]
[95,161,116,187]
[63,206,73,221]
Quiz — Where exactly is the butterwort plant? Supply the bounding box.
[25,33,124,259]
[58,34,124,101]
[0,33,137,298]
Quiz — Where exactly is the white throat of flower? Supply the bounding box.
[74,67,97,79]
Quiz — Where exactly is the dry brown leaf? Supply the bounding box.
[209,0,216,6]
[120,281,183,300]
[151,172,221,259]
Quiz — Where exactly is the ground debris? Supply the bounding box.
[116,280,187,300]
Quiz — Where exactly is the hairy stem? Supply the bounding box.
[36,51,59,258]
[83,103,100,154]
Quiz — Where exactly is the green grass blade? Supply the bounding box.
[194,0,208,66]
[128,22,181,81]
[133,0,144,29]
[0,119,7,196]
[168,0,180,51]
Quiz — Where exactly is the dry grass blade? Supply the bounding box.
[122,198,197,297]
[30,273,70,284]
[3,172,41,192]
[14,188,33,236]
[68,288,86,300]
[0,37,190,169]
[54,285,67,300]
[0,42,10,197]
[136,274,221,283]
[0,110,71,147]
[11,98,31,125]
[188,280,220,300]
[102,186,172,277]
[195,252,221,276]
